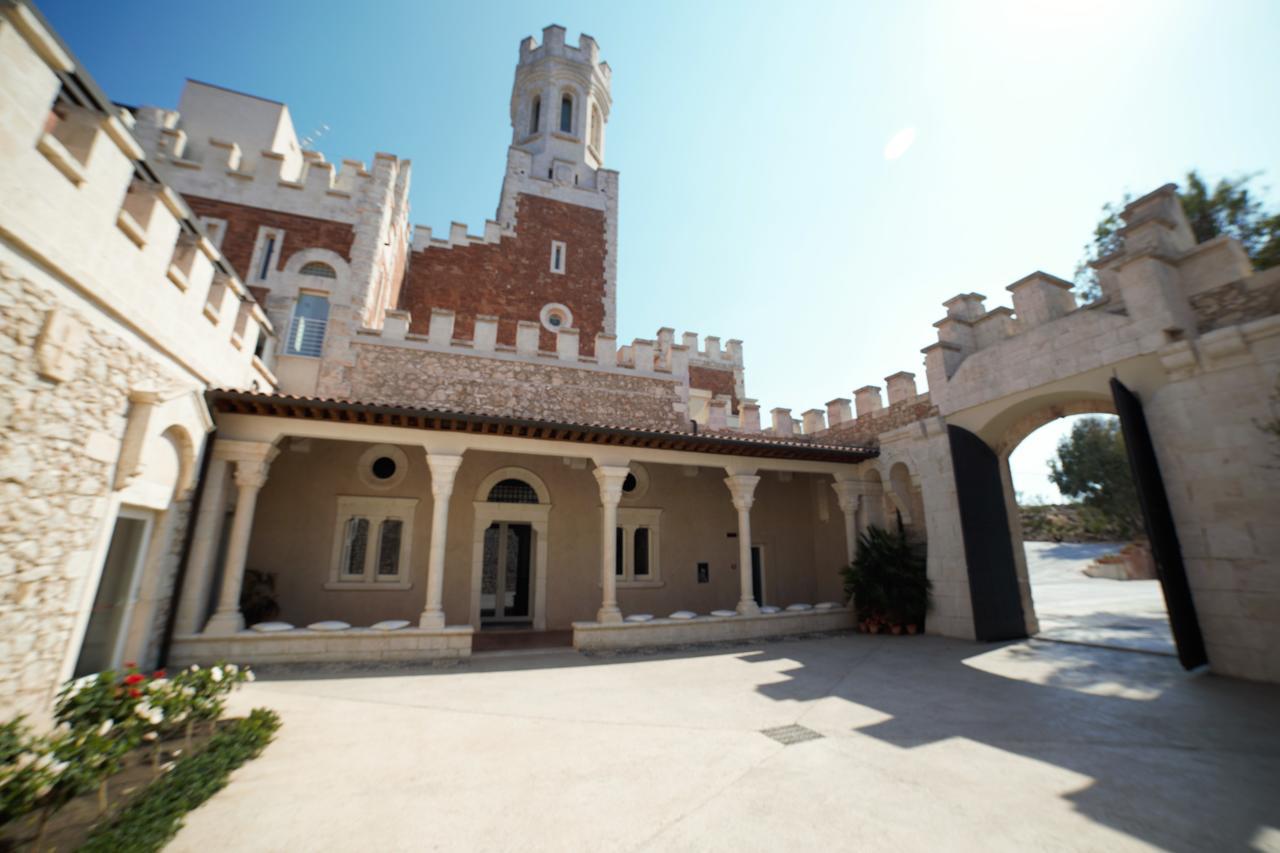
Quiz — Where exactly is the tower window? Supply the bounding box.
[550,240,566,274]
[259,237,275,280]
[560,94,573,133]
[591,104,602,152]
[299,261,336,278]
[530,96,541,134]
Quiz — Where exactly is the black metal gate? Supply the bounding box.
[1110,378,1208,669]
[948,425,1027,641]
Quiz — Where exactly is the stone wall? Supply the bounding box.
[402,194,607,355]
[820,397,938,447]
[348,343,686,430]
[0,260,189,718]
[1190,267,1280,333]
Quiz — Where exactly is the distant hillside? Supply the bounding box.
[1019,503,1132,543]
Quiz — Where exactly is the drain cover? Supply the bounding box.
[760,724,823,746]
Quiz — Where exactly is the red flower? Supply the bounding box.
[128,688,141,698]
[123,673,146,686]
[153,669,166,679]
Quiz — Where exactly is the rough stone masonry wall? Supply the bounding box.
[401,194,607,355]
[349,343,686,430]
[183,195,356,282]
[820,397,939,447]
[0,262,189,719]
[1190,268,1280,333]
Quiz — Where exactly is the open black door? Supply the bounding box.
[1110,378,1208,669]
[948,425,1027,641]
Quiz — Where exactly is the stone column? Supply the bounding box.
[174,455,231,635]
[420,452,464,629]
[831,477,863,567]
[204,443,279,635]
[724,473,762,615]
[593,464,631,624]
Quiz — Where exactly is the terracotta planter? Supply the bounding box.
[906,624,918,635]
[891,625,903,635]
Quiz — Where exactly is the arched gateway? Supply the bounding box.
[826,185,1278,679]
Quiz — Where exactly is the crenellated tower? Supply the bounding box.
[507,24,611,192]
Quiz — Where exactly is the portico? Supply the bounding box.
[167,390,878,665]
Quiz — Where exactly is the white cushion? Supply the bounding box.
[668,610,697,620]
[369,619,410,631]
[624,614,654,623]
[760,606,782,614]
[814,602,841,611]
[785,603,813,612]
[710,609,737,617]
[249,621,294,633]
[307,620,351,632]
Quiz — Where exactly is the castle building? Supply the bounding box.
[2,5,1278,720]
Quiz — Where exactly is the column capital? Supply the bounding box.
[232,446,279,490]
[426,451,465,499]
[830,478,863,515]
[593,463,631,507]
[723,473,761,511]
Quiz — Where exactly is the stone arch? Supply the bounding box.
[996,397,1118,458]
[474,466,551,505]
[160,423,198,501]
[282,248,351,291]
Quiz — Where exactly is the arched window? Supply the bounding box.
[487,479,539,504]
[529,96,541,134]
[560,94,573,134]
[299,261,336,279]
[590,104,602,151]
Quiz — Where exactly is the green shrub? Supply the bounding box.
[841,523,930,629]
[81,708,281,853]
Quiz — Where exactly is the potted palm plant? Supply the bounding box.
[841,521,930,634]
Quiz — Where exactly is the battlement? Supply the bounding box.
[655,328,744,368]
[410,219,510,252]
[131,83,404,225]
[517,24,611,81]
[758,371,934,441]
[359,307,697,382]
[0,6,275,392]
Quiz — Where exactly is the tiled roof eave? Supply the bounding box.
[206,389,879,464]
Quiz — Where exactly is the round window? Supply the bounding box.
[357,444,408,490]
[540,302,574,333]
[620,464,649,500]
[622,473,637,493]
[371,456,397,480]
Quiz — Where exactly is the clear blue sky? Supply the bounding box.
[41,0,1280,500]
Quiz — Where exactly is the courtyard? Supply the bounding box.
[171,633,1280,852]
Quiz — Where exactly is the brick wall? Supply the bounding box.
[688,364,738,413]
[401,194,607,355]
[184,196,356,282]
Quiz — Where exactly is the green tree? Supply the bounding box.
[1048,417,1143,539]
[1074,170,1280,300]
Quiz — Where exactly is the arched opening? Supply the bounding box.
[299,261,336,279]
[471,467,551,633]
[559,93,573,133]
[1004,404,1173,655]
[529,95,541,134]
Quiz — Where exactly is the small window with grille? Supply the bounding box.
[487,479,540,504]
[616,507,661,584]
[299,261,336,279]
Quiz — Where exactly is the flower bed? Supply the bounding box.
[1,662,271,851]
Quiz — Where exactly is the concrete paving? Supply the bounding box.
[171,633,1280,852]
[1025,541,1176,655]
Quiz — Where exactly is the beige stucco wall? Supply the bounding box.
[244,442,849,630]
